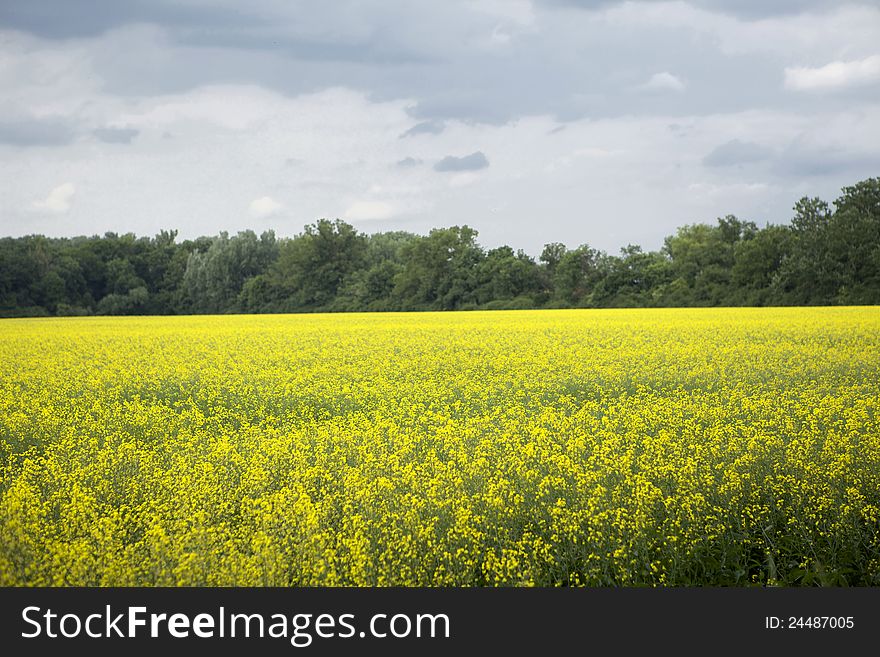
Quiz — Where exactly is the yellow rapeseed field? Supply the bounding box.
[1,308,879,586]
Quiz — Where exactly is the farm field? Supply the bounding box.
[1,308,879,586]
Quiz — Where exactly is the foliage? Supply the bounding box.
[1,177,879,316]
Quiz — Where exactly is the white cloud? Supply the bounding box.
[641,72,686,92]
[344,200,395,220]
[785,54,880,91]
[32,182,75,213]
[248,196,282,218]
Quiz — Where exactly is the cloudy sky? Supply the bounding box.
[1,0,879,253]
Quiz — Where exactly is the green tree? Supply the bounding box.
[732,225,792,305]
[267,219,366,310]
[661,216,755,306]
[474,246,542,306]
[552,244,604,306]
[184,230,277,313]
[593,245,670,307]
[830,178,880,304]
[774,197,835,304]
[393,226,484,310]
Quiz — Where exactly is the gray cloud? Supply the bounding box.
[93,127,140,144]
[0,118,77,147]
[533,1,619,11]
[540,0,847,19]
[703,139,773,167]
[399,120,445,138]
[434,151,489,172]
[775,142,880,177]
[0,0,261,38]
[688,1,847,19]
[396,157,422,167]
[178,31,432,66]
[5,0,865,126]
[0,0,794,123]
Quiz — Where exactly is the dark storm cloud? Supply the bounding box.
[703,139,773,167]
[92,127,140,144]
[0,118,77,147]
[434,151,489,172]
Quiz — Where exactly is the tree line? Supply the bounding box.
[2,177,878,318]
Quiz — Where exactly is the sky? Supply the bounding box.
[1,0,879,254]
